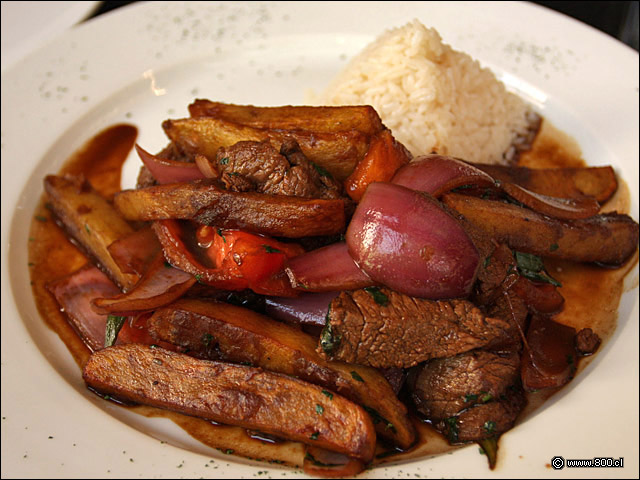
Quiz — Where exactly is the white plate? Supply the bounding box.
[1,1,638,478]
[0,1,101,73]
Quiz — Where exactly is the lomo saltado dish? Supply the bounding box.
[28,22,639,479]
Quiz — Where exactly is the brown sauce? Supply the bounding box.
[27,120,636,471]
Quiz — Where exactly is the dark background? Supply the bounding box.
[89,1,639,52]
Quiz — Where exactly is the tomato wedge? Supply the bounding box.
[196,226,305,296]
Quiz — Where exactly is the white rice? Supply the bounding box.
[314,20,533,165]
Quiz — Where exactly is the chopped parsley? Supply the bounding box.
[364,286,389,306]
[321,390,334,400]
[464,393,478,403]
[319,320,341,355]
[350,371,365,382]
[363,406,396,433]
[104,315,127,347]
[219,157,229,165]
[445,416,459,443]
[315,404,324,415]
[262,245,282,254]
[483,420,497,434]
[310,432,319,440]
[312,163,331,178]
[514,251,562,287]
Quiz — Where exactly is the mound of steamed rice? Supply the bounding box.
[315,20,536,165]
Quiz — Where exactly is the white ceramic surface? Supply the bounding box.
[1,2,638,478]
[0,1,101,72]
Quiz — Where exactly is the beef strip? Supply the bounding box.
[215,139,342,199]
[459,214,530,334]
[575,328,601,356]
[318,288,520,368]
[279,138,343,199]
[411,350,525,444]
[442,386,526,443]
[411,350,521,421]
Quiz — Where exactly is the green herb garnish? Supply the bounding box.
[104,315,127,347]
[310,432,319,440]
[364,286,389,306]
[480,392,493,403]
[350,371,365,382]
[312,163,331,178]
[321,390,334,400]
[202,333,214,347]
[445,416,459,443]
[315,404,324,415]
[219,157,229,165]
[483,420,497,434]
[319,317,341,355]
[262,245,282,254]
[514,251,562,287]
[363,406,396,433]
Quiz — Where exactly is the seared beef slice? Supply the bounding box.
[411,350,525,443]
[216,139,342,199]
[318,288,519,368]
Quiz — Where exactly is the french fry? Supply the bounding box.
[442,193,639,266]
[83,344,377,462]
[188,100,385,137]
[114,181,346,238]
[44,175,138,290]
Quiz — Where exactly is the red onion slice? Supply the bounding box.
[346,182,479,299]
[136,144,206,184]
[264,291,339,327]
[91,252,196,316]
[285,242,374,292]
[107,227,162,276]
[391,154,495,197]
[500,181,601,219]
[48,264,122,351]
[393,154,600,219]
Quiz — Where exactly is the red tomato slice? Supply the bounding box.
[196,226,304,295]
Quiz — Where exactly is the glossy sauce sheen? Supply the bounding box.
[28,120,636,469]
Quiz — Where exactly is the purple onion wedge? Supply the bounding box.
[346,182,479,299]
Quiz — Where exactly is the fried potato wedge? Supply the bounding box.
[44,175,138,290]
[113,180,346,237]
[188,100,385,137]
[474,164,618,204]
[148,298,416,449]
[83,344,376,462]
[162,117,370,181]
[442,193,639,266]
